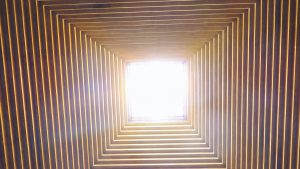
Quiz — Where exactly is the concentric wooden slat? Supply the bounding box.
[0,0,300,169]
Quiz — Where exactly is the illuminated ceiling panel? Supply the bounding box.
[126,61,188,122]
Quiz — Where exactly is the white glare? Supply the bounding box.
[126,61,187,122]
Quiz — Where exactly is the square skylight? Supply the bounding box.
[125,61,188,122]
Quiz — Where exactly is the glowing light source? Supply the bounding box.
[126,61,188,122]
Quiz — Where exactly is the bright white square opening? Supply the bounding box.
[126,61,188,122]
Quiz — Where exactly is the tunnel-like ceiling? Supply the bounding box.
[1,0,300,169]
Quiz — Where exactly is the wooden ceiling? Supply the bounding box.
[1,0,300,169]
